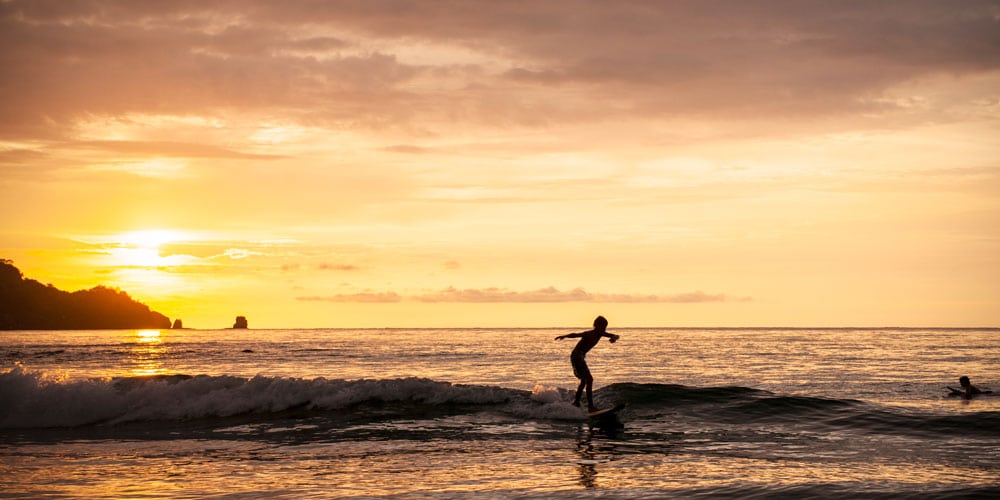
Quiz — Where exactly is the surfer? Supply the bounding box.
[555,316,619,413]
[957,376,984,399]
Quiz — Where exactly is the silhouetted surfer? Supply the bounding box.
[959,376,983,398]
[947,376,994,399]
[953,376,992,399]
[555,316,619,412]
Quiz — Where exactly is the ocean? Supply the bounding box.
[1,327,998,498]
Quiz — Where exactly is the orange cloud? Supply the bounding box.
[317,263,360,271]
[3,1,997,140]
[297,292,403,303]
[297,286,748,303]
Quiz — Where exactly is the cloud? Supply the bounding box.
[72,140,287,160]
[317,263,360,271]
[297,292,403,303]
[381,145,431,154]
[0,148,48,165]
[297,286,749,303]
[220,249,261,260]
[415,287,749,303]
[415,286,592,303]
[2,1,997,139]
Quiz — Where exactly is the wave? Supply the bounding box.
[655,484,1000,500]
[605,382,1000,437]
[3,367,998,438]
[0,366,524,428]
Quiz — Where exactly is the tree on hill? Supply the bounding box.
[0,259,171,330]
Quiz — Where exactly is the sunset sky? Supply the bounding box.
[2,1,998,328]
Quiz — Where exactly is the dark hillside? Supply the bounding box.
[0,259,171,330]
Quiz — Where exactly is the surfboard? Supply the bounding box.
[947,387,994,398]
[588,403,626,418]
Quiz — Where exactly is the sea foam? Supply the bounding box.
[0,366,520,428]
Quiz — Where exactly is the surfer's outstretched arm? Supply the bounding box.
[555,332,583,340]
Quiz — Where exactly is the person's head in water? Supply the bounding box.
[960,376,972,387]
[593,316,608,331]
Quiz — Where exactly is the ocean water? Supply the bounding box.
[1,327,998,498]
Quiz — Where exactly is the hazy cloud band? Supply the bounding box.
[297,287,750,304]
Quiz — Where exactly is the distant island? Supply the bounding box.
[0,259,171,330]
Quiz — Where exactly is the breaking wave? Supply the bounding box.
[3,367,997,438]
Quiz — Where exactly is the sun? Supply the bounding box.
[119,229,186,249]
[103,229,192,268]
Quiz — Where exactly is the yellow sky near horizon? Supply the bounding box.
[2,1,999,328]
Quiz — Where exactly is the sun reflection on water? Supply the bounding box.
[130,330,167,376]
[136,330,162,343]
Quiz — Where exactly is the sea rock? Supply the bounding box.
[233,316,248,329]
[172,319,183,329]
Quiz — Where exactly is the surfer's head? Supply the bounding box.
[593,316,608,330]
[959,376,971,387]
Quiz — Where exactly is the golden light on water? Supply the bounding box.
[135,329,162,343]
[131,330,166,377]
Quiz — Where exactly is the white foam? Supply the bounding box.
[2,365,132,427]
[530,384,567,404]
[500,384,587,420]
[0,366,520,428]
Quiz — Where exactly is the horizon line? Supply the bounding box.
[10,325,992,331]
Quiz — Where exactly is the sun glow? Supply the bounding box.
[118,230,187,249]
[136,329,162,343]
[95,230,195,268]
